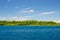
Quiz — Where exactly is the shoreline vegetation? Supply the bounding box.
[0,20,60,26]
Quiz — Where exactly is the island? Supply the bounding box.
[0,20,60,26]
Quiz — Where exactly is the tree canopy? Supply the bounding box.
[0,20,60,26]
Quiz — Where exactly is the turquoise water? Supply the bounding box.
[0,26,60,40]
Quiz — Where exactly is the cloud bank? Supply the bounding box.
[0,10,57,21]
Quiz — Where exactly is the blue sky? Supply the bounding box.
[0,0,60,21]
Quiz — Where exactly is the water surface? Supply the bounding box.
[0,26,60,40]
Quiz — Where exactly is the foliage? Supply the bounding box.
[0,20,60,26]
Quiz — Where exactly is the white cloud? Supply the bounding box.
[0,17,60,23]
[0,17,7,20]
[11,11,56,21]
[13,12,54,21]
[2,16,31,21]
[0,16,32,21]
[42,12,56,15]
[0,11,57,21]
[34,12,56,17]
[21,10,35,13]
[18,8,35,13]
[10,16,32,21]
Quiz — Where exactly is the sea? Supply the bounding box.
[0,26,60,40]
